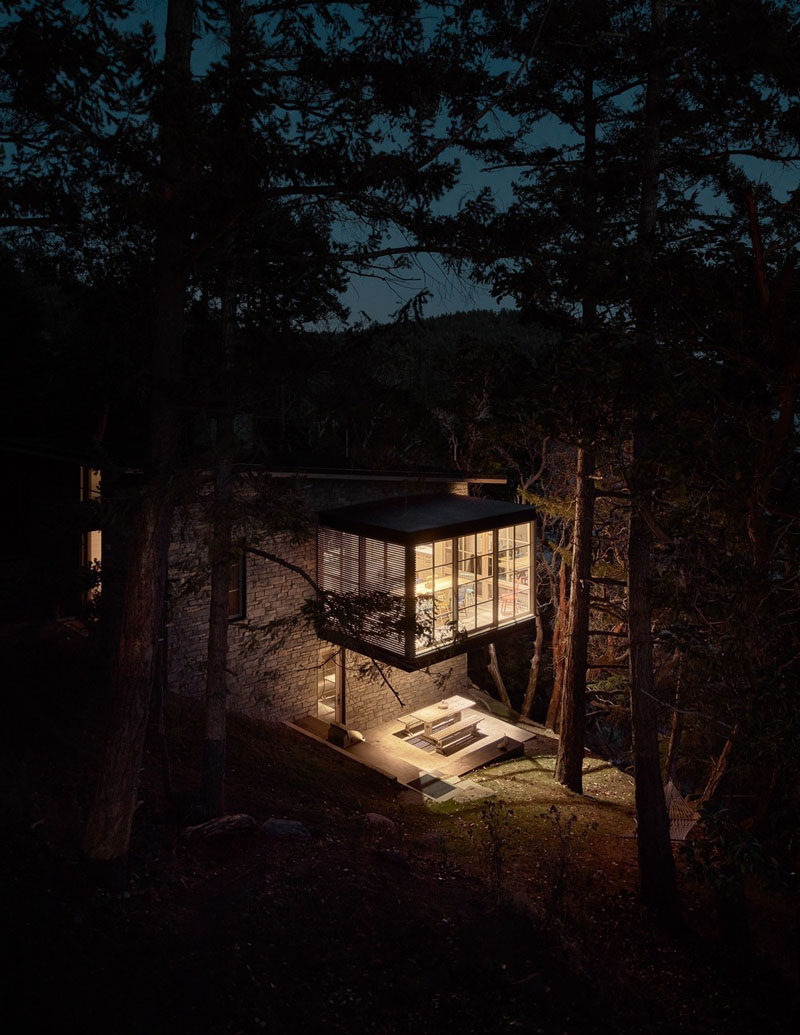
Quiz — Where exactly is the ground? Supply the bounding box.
[1,622,797,1033]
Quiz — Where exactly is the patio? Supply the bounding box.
[289,692,546,801]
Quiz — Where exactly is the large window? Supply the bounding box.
[413,522,533,654]
[456,531,494,633]
[497,523,531,621]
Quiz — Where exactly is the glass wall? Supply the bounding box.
[319,520,534,662]
[456,531,494,633]
[498,522,531,621]
[414,538,455,648]
[414,521,533,654]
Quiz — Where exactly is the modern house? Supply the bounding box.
[167,469,537,735]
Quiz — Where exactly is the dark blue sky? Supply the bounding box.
[130,1,800,326]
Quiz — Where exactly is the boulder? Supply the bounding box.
[262,817,312,841]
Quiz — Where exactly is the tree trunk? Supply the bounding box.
[628,438,675,911]
[152,598,173,803]
[487,643,513,710]
[663,651,683,782]
[698,723,739,806]
[520,608,544,719]
[82,495,174,882]
[554,60,599,792]
[555,445,595,792]
[203,417,233,819]
[546,556,569,731]
[626,0,677,919]
[82,0,194,882]
[202,231,239,818]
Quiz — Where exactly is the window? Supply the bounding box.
[498,523,531,620]
[410,523,533,654]
[228,552,246,620]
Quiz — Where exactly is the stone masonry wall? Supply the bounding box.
[341,653,469,734]
[167,474,471,730]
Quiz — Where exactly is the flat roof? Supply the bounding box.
[260,467,506,484]
[318,493,536,543]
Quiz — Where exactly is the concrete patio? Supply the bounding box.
[288,691,553,802]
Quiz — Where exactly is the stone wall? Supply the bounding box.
[167,474,471,730]
[341,652,469,733]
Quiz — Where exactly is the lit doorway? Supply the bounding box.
[317,646,344,724]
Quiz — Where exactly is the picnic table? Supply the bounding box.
[407,696,475,737]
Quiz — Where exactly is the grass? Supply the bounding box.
[1,621,798,1034]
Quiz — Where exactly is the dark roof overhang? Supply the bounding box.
[318,493,537,544]
[262,467,506,484]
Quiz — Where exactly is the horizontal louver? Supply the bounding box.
[318,528,359,594]
[318,528,405,653]
[361,538,405,650]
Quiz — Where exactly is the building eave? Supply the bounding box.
[318,493,537,545]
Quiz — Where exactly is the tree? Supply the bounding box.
[448,0,800,910]
[622,0,677,914]
[81,0,196,879]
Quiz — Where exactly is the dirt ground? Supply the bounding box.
[1,622,797,1033]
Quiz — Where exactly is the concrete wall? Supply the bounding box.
[166,474,472,730]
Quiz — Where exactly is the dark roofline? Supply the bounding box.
[251,466,506,484]
[0,437,101,468]
[318,493,536,544]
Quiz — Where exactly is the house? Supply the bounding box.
[167,468,537,734]
[0,439,101,622]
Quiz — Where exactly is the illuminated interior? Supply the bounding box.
[414,523,532,652]
[80,467,102,602]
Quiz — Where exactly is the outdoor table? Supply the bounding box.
[409,697,475,737]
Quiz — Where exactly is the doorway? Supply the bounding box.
[317,645,344,724]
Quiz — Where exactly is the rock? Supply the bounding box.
[361,812,400,846]
[182,813,258,840]
[415,832,447,859]
[262,817,312,841]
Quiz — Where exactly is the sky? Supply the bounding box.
[128,0,520,325]
[46,1,800,326]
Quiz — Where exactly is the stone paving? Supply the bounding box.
[289,692,552,802]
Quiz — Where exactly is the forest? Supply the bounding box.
[1,1,799,1030]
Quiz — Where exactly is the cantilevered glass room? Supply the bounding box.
[317,494,537,670]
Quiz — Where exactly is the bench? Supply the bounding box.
[423,718,480,753]
[422,710,461,736]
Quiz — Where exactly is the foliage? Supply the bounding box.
[539,804,598,930]
[459,796,517,904]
